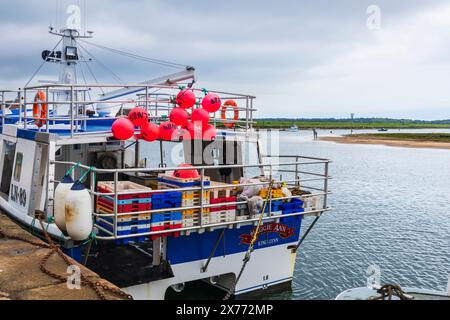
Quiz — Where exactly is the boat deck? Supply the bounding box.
[0,212,129,300]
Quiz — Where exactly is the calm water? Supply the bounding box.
[272,129,450,300]
[142,129,450,300]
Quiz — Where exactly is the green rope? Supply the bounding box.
[65,163,81,177]
[77,166,96,184]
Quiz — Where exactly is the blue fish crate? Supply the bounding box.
[158,177,211,188]
[151,191,183,209]
[151,211,182,224]
[282,199,304,213]
[262,200,285,213]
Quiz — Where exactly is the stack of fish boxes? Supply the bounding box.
[158,173,211,229]
[209,182,237,224]
[150,191,183,240]
[282,198,305,215]
[96,181,153,245]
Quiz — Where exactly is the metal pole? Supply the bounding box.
[46,87,50,133]
[70,86,74,138]
[324,162,329,208]
[1,92,5,127]
[200,168,205,228]
[113,172,118,238]
[18,90,23,127]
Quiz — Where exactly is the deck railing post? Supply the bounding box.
[269,165,273,217]
[90,170,95,216]
[1,92,4,127]
[70,86,74,138]
[113,171,118,238]
[18,90,23,127]
[46,87,50,133]
[324,162,329,209]
[200,168,205,228]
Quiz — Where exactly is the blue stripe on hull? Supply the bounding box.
[166,215,302,265]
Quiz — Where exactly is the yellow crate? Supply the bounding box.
[259,188,285,199]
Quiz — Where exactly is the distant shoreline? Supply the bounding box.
[253,123,450,130]
[320,134,450,150]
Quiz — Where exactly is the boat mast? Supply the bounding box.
[48,4,92,115]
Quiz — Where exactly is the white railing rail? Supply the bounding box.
[51,156,331,241]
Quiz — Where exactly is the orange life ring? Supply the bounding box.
[221,100,239,128]
[33,91,47,127]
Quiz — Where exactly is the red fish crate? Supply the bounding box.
[97,181,153,200]
[210,196,237,212]
[150,222,183,240]
[96,196,151,214]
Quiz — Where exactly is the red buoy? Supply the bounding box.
[203,124,217,141]
[159,121,178,141]
[176,88,196,110]
[141,122,160,142]
[191,108,210,126]
[173,164,200,179]
[128,107,149,127]
[112,118,135,141]
[169,107,189,127]
[202,93,222,113]
[185,121,203,140]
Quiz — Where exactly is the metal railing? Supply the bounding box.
[51,156,331,241]
[1,84,257,137]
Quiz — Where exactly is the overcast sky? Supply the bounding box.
[0,0,449,119]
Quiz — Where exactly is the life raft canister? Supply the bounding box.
[221,100,239,128]
[33,91,48,127]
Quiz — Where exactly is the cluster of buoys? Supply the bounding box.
[161,87,221,142]
[111,88,237,142]
[112,106,159,142]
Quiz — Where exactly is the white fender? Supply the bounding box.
[65,181,93,241]
[54,175,74,231]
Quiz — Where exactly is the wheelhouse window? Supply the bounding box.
[14,153,23,182]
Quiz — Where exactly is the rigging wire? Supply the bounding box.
[77,41,125,85]
[77,48,105,95]
[79,39,188,69]
[23,38,63,88]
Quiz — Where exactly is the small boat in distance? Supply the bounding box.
[378,128,388,132]
[287,124,299,132]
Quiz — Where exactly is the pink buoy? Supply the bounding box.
[112,118,135,141]
[202,93,222,113]
[159,121,178,141]
[128,107,149,127]
[141,122,160,142]
[176,88,196,110]
[169,107,189,127]
[191,108,210,126]
[203,124,217,141]
[173,164,200,179]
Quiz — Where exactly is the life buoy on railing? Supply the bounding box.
[221,100,239,128]
[33,91,47,127]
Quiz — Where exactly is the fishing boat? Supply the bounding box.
[287,124,299,132]
[0,6,331,300]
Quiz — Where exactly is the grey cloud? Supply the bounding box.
[0,0,449,119]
